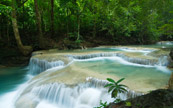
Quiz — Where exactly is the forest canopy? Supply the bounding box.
[0,0,173,52]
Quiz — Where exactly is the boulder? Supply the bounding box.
[170,49,173,60]
[169,73,173,89]
[169,49,173,89]
[106,89,173,108]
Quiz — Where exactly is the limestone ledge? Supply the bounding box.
[31,47,162,67]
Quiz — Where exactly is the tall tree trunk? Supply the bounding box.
[93,7,97,38]
[76,14,80,41]
[34,0,44,48]
[7,21,10,46]
[93,17,96,38]
[11,0,32,55]
[51,0,54,37]
[66,9,69,36]
[0,16,1,39]
[22,1,25,33]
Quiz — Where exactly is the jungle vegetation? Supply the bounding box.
[0,0,173,55]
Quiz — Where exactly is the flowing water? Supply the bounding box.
[0,67,29,108]
[0,44,172,108]
[74,57,170,91]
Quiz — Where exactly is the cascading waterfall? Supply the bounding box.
[16,77,143,108]
[28,58,64,75]
[158,56,169,66]
[67,52,168,66]
[157,41,173,45]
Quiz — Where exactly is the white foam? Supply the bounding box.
[75,88,101,107]
[36,101,59,108]
[74,56,153,68]
[0,74,34,108]
[0,91,17,108]
[156,66,171,74]
[111,47,154,55]
[74,56,171,74]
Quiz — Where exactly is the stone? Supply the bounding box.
[169,73,173,89]
[169,49,173,60]
[106,89,173,108]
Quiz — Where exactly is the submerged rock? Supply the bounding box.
[107,89,173,108]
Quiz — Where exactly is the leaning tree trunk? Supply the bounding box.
[11,0,32,56]
[34,0,44,48]
[50,0,54,37]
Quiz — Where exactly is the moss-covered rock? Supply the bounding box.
[106,89,173,108]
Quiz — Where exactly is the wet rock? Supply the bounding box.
[168,49,173,89]
[170,49,173,60]
[106,89,173,108]
[169,73,173,89]
[15,94,39,108]
[63,39,81,50]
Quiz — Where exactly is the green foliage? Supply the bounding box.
[0,0,173,48]
[94,100,108,108]
[75,39,82,44]
[95,78,127,108]
[113,98,121,103]
[104,78,127,98]
[159,20,173,36]
[125,101,132,107]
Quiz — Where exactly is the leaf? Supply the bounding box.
[106,78,116,83]
[119,84,128,88]
[126,102,132,107]
[111,89,118,98]
[119,87,127,92]
[104,83,114,87]
[116,78,125,84]
[108,86,115,93]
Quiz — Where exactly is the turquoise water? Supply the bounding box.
[130,44,173,49]
[74,57,171,89]
[74,44,173,53]
[79,47,123,52]
[0,67,28,95]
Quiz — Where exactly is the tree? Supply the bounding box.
[75,0,86,41]
[11,0,32,55]
[34,0,44,48]
[50,0,54,37]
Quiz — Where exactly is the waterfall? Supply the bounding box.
[67,53,165,66]
[67,53,117,59]
[15,77,143,108]
[158,56,169,66]
[155,56,171,73]
[157,41,173,45]
[116,53,157,66]
[28,58,64,75]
